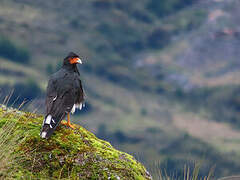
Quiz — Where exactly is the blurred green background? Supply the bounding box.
[1,0,240,178]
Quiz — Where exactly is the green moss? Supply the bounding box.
[0,106,151,180]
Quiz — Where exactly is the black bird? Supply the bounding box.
[40,52,85,138]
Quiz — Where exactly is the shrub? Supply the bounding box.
[148,0,196,17]
[0,36,30,63]
[147,28,171,49]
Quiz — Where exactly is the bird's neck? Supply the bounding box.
[62,64,80,74]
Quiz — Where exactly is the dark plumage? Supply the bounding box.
[40,52,85,138]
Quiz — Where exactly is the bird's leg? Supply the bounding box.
[61,113,76,129]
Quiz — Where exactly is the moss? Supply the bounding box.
[0,105,151,180]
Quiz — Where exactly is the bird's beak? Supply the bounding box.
[76,58,82,64]
[70,57,83,64]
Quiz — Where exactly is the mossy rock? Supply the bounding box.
[0,105,151,180]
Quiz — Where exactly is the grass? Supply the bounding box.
[0,72,239,178]
[0,104,151,179]
[0,0,239,178]
[0,98,216,180]
[0,104,29,178]
[157,164,214,180]
[0,104,216,180]
[59,73,240,178]
[0,120,17,175]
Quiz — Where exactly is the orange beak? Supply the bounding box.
[70,57,82,64]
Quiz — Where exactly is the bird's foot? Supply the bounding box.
[61,121,76,129]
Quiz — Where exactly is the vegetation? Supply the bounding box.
[175,85,240,128]
[148,0,196,17]
[0,117,18,176]
[0,105,151,179]
[157,164,214,180]
[0,0,239,179]
[0,36,30,64]
[0,105,216,179]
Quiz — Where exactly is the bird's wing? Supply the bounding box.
[70,74,85,114]
[40,76,75,138]
[45,78,57,114]
[77,78,85,104]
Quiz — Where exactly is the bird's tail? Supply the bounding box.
[40,114,61,138]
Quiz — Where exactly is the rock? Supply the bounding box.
[0,106,152,180]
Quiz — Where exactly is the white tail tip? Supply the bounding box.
[41,132,47,138]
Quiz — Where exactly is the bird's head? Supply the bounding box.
[63,52,82,66]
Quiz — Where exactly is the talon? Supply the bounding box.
[61,121,76,129]
[61,113,76,129]
[68,123,76,129]
[61,121,67,125]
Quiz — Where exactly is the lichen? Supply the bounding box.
[0,105,152,180]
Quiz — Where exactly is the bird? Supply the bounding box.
[40,52,85,139]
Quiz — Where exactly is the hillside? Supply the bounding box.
[141,0,240,88]
[0,105,151,179]
[0,0,240,179]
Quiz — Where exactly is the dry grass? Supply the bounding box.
[157,164,215,180]
[0,117,19,177]
[189,71,240,87]
[172,110,240,154]
[148,161,215,180]
[0,97,29,178]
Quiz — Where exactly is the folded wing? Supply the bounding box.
[40,78,75,139]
